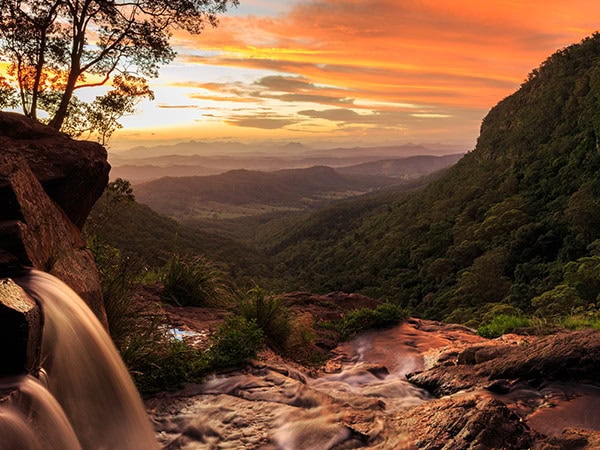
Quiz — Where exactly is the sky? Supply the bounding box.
[9,0,600,152]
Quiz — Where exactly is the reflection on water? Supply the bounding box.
[491,381,600,437]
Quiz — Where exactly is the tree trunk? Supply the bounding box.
[48,69,78,130]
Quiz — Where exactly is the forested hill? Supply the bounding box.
[267,34,600,324]
[133,166,397,220]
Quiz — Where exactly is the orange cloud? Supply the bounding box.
[113,0,600,148]
[177,0,599,112]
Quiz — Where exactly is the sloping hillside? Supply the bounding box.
[265,34,600,323]
[89,198,271,283]
[337,154,463,178]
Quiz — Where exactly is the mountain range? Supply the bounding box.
[111,153,463,183]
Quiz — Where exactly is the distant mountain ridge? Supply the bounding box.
[337,154,463,178]
[112,142,465,162]
[133,165,399,220]
[111,153,463,183]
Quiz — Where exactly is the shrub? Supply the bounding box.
[338,303,407,340]
[237,287,291,351]
[532,284,586,317]
[480,303,523,325]
[561,315,600,330]
[162,254,232,307]
[477,314,531,338]
[127,336,206,394]
[87,240,208,393]
[207,316,265,368]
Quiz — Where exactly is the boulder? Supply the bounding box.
[396,393,539,449]
[0,112,109,228]
[0,278,42,376]
[407,330,600,396]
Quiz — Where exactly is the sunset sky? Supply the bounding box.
[13,1,600,152]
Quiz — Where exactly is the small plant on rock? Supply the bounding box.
[477,314,532,338]
[207,316,265,368]
[338,303,407,340]
[238,287,291,351]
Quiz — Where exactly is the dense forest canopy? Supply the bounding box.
[263,34,600,323]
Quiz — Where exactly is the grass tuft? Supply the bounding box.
[477,314,532,338]
[338,303,407,340]
[162,254,232,307]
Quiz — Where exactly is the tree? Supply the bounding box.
[0,0,238,140]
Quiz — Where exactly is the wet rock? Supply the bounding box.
[479,330,600,383]
[0,160,107,326]
[406,365,476,397]
[534,429,600,449]
[397,393,539,449]
[0,112,109,228]
[408,331,600,396]
[457,344,511,365]
[0,279,41,376]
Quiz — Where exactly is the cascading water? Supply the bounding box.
[0,375,81,450]
[0,270,158,450]
[149,323,448,449]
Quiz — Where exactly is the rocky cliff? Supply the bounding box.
[0,112,110,325]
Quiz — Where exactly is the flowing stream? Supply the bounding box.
[2,270,600,449]
[147,322,482,449]
[0,270,158,450]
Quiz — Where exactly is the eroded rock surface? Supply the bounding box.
[407,330,600,396]
[147,318,600,449]
[0,161,107,325]
[0,112,109,228]
[396,393,539,449]
[0,113,109,325]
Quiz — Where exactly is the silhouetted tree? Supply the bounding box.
[0,0,237,140]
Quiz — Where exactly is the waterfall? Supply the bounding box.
[0,270,158,450]
[0,375,81,450]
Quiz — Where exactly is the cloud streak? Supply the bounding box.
[118,0,600,147]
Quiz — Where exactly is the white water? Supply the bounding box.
[6,270,158,450]
[0,375,81,450]
[149,323,442,449]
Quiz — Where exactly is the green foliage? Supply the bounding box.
[85,178,135,236]
[89,241,140,346]
[477,315,532,339]
[237,287,291,351]
[533,285,585,318]
[162,254,232,307]
[87,192,272,286]
[337,303,407,340]
[88,238,205,394]
[480,303,524,325]
[126,333,206,395]
[207,316,265,368]
[531,255,600,317]
[561,306,600,331]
